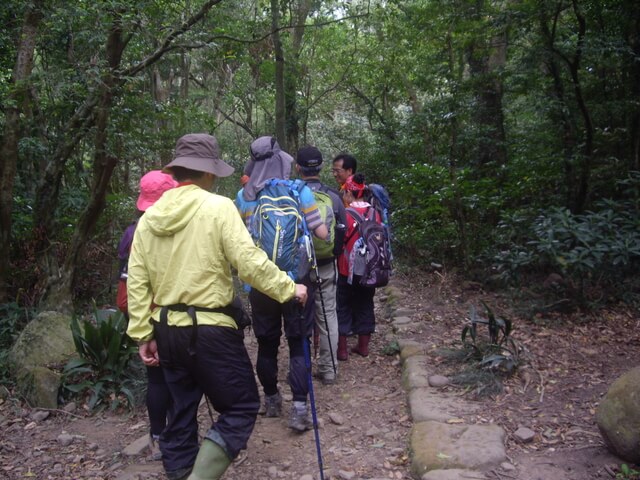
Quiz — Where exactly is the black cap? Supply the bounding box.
[296,145,323,168]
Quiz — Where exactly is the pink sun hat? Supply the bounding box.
[136,170,178,211]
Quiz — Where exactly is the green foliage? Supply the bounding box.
[617,464,640,480]
[381,339,401,356]
[4,0,640,315]
[493,195,640,305]
[461,302,519,375]
[62,307,138,411]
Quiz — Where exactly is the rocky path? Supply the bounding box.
[0,281,413,480]
[1,270,634,479]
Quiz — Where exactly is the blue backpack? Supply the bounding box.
[369,183,393,261]
[250,179,310,280]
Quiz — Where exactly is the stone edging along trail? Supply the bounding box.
[381,282,508,480]
[118,278,511,480]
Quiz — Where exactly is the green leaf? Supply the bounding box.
[63,357,90,372]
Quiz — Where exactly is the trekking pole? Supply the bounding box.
[301,326,325,480]
[303,235,337,376]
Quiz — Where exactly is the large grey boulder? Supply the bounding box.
[596,366,640,463]
[9,311,76,408]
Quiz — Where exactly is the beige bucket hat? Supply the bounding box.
[164,133,235,177]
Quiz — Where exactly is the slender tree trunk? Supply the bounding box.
[403,77,435,160]
[539,1,594,213]
[0,2,43,302]
[539,3,578,210]
[569,0,594,213]
[39,15,126,311]
[284,0,312,153]
[466,0,508,173]
[271,0,286,147]
[447,30,468,265]
[26,0,222,310]
[151,66,174,164]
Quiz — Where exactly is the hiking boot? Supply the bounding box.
[187,439,231,480]
[314,371,336,385]
[264,393,282,418]
[166,467,192,480]
[337,335,349,361]
[288,403,311,432]
[321,375,336,385]
[147,434,162,461]
[351,334,371,357]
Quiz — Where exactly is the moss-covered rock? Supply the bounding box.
[15,366,62,409]
[9,311,75,408]
[596,366,640,463]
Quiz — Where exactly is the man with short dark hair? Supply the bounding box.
[127,133,308,480]
[296,145,347,385]
[332,153,357,187]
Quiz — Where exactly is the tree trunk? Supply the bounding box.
[466,2,508,174]
[32,1,223,310]
[32,93,100,308]
[403,76,435,160]
[539,3,578,210]
[0,1,43,302]
[447,30,468,265]
[271,0,286,148]
[569,0,594,214]
[39,15,126,312]
[151,66,174,164]
[539,1,594,214]
[284,0,312,154]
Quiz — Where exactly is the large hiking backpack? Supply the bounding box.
[250,179,310,280]
[310,188,335,260]
[369,183,393,260]
[346,207,391,288]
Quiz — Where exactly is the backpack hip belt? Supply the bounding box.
[159,300,250,356]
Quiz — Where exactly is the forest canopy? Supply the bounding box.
[0,0,638,312]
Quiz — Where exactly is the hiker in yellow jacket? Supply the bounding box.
[126,133,308,480]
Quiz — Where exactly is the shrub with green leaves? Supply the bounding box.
[492,197,640,305]
[62,308,138,411]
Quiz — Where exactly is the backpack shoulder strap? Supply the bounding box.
[284,178,311,236]
[344,207,365,244]
[346,207,364,225]
[319,183,340,197]
[366,206,379,222]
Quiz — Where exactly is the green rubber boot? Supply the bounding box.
[187,439,231,480]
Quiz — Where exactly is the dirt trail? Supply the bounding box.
[1,269,636,479]
[0,284,412,480]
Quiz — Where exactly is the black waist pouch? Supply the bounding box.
[228,296,251,329]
